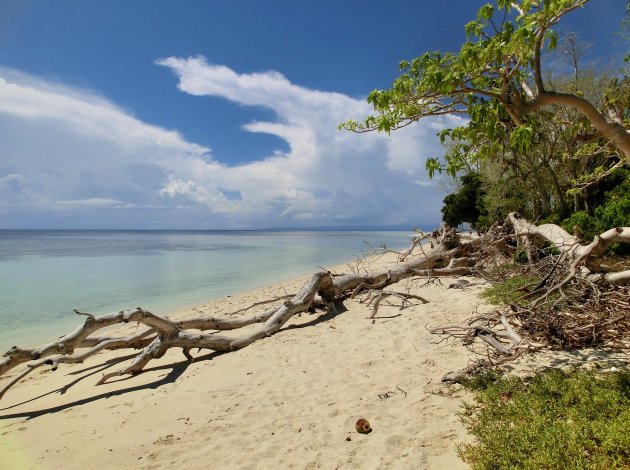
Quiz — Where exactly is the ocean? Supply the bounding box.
[0,230,411,351]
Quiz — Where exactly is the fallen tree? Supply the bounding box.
[431,214,630,382]
[1,213,628,399]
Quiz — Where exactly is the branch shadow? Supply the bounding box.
[0,350,225,421]
[0,354,132,412]
[0,301,347,420]
[64,353,139,376]
[371,313,403,320]
[282,301,348,331]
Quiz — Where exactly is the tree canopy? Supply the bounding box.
[441,172,487,229]
[341,0,630,164]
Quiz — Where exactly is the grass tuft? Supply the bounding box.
[480,274,539,306]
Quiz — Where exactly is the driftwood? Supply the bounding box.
[1,214,628,398]
[0,238,469,399]
[435,213,630,382]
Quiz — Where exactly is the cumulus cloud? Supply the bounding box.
[0,68,213,226]
[0,60,464,228]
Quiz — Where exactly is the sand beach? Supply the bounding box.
[2,2,628,468]
[1,253,494,469]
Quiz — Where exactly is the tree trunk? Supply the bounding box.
[545,162,569,215]
[520,91,630,164]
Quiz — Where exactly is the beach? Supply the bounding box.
[2,1,627,468]
[0,253,490,469]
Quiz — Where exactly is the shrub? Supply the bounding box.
[459,369,630,469]
[561,210,600,241]
[512,249,530,264]
[561,168,630,255]
[441,172,488,230]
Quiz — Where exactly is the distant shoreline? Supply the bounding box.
[0,226,433,233]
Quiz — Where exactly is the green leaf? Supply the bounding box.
[478,4,494,21]
[509,125,534,153]
[425,158,442,179]
[546,30,558,51]
[465,20,483,38]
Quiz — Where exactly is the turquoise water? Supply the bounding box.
[0,230,411,350]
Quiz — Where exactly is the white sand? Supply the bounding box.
[1,255,495,469]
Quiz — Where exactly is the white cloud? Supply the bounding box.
[0,173,26,187]
[59,198,127,208]
[0,60,462,228]
[0,69,212,224]
[0,67,209,156]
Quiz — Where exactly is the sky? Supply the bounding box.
[0,0,627,229]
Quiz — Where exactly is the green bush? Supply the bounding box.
[512,249,530,264]
[594,171,630,232]
[560,169,630,255]
[545,244,561,256]
[459,369,630,469]
[561,210,600,241]
[441,172,488,230]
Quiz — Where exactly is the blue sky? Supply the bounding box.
[0,0,627,229]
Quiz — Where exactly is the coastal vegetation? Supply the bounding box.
[341,0,630,165]
[341,0,630,466]
[341,0,629,352]
[479,273,540,306]
[459,368,630,468]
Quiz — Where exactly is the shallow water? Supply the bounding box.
[0,230,411,350]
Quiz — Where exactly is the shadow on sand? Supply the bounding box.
[0,350,225,420]
[0,302,351,420]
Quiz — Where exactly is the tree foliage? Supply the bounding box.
[342,0,630,164]
[432,65,629,226]
[561,168,630,253]
[441,172,487,229]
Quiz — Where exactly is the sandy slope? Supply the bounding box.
[0,255,493,469]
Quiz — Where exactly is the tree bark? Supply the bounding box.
[517,91,630,164]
